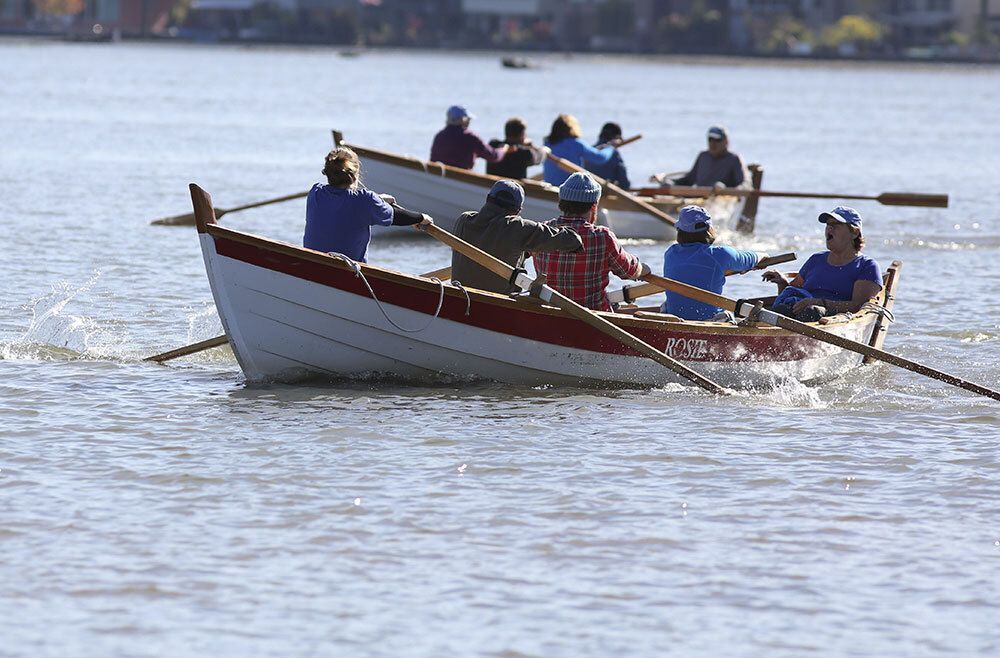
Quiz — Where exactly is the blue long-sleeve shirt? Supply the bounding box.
[303,183,393,263]
[543,137,614,185]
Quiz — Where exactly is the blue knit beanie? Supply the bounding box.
[559,172,602,204]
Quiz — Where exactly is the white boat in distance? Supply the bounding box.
[190,183,900,389]
[337,131,764,241]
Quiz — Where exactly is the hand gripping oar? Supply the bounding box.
[150,190,310,226]
[633,186,949,209]
[546,153,676,226]
[608,253,796,305]
[639,272,1000,402]
[421,223,728,395]
[145,265,453,363]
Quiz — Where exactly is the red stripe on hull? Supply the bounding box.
[214,236,822,362]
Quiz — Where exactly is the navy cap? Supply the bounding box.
[487,179,525,210]
[559,172,602,204]
[676,205,712,233]
[446,105,473,123]
[707,126,728,140]
[819,206,863,231]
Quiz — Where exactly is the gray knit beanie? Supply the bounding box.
[559,172,602,204]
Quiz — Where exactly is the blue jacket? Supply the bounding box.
[661,243,759,320]
[543,137,614,185]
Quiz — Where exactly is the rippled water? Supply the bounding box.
[1,40,998,657]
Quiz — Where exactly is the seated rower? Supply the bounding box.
[587,122,631,189]
[533,172,650,312]
[655,126,746,189]
[451,180,583,294]
[661,205,769,321]
[542,114,617,186]
[303,147,431,263]
[486,117,546,180]
[762,206,882,322]
[430,105,508,170]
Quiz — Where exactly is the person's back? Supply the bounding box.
[661,206,764,320]
[430,105,506,170]
[304,183,392,262]
[586,122,631,188]
[532,172,648,311]
[451,181,582,293]
[542,114,614,186]
[486,117,543,180]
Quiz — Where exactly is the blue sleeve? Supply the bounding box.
[713,245,758,273]
[364,190,394,227]
[859,256,884,287]
[578,139,614,165]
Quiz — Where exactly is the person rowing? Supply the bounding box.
[652,126,747,189]
[762,206,882,322]
[430,105,508,170]
[542,114,617,186]
[533,172,650,312]
[450,180,583,294]
[303,147,431,263]
[661,205,769,321]
[486,117,546,180]
[586,122,631,189]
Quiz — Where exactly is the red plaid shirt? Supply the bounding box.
[532,215,643,311]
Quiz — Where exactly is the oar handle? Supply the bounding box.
[596,133,642,149]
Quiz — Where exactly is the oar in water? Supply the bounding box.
[527,134,642,182]
[150,190,310,226]
[145,265,454,363]
[608,253,797,305]
[545,153,677,226]
[638,272,1000,402]
[633,186,949,209]
[421,223,728,395]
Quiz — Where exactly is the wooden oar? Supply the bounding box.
[633,186,949,209]
[145,265,453,363]
[639,272,1000,402]
[609,253,796,304]
[150,190,310,226]
[527,134,642,181]
[421,223,728,395]
[546,153,676,226]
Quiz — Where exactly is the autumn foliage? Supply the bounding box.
[33,0,84,17]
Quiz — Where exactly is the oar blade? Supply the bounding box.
[876,192,949,208]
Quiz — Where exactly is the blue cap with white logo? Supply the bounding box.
[707,126,728,140]
[676,205,713,233]
[818,206,863,231]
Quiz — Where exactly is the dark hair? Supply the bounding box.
[546,114,581,144]
[558,199,595,216]
[322,147,360,188]
[676,226,717,245]
[504,117,527,141]
[598,122,622,144]
[854,233,865,251]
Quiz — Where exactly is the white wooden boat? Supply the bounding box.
[190,183,900,390]
[339,132,763,241]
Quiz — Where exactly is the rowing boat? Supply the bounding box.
[339,132,764,241]
[190,183,900,390]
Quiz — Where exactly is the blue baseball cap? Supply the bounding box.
[707,126,728,140]
[819,206,862,230]
[446,105,474,123]
[676,205,712,232]
[487,179,525,210]
[559,172,602,204]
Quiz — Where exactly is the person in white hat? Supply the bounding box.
[430,105,508,170]
[532,172,650,311]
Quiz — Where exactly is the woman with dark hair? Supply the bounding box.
[763,206,882,321]
[542,114,617,186]
[303,147,431,263]
[661,205,768,321]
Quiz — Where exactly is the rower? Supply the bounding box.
[652,126,747,189]
[542,114,617,186]
[532,172,651,312]
[430,105,508,170]
[303,147,431,263]
[486,117,546,180]
[586,122,631,189]
[451,180,582,294]
[661,205,769,322]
